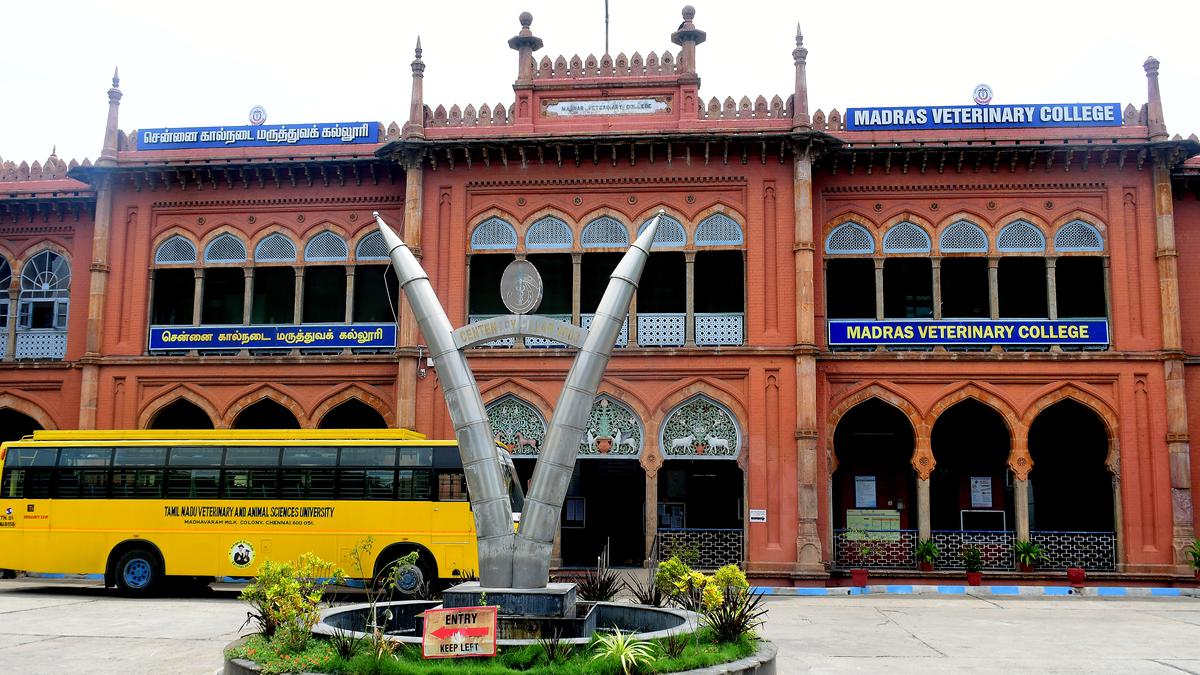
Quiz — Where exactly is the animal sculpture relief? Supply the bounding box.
[584,430,598,451]
[616,429,638,453]
[669,434,696,451]
[704,435,731,453]
[515,431,539,452]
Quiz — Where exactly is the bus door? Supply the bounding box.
[2,448,55,571]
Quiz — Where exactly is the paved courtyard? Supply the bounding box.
[0,578,1198,673]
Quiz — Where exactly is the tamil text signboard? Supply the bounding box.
[422,606,498,659]
[148,324,395,351]
[827,319,1108,347]
[844,103,1122,131]
[137,122,379,150]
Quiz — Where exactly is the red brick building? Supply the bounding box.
[2,7,1198,581]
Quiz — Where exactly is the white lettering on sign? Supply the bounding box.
[545,98,670,117]
[749,509,767,523]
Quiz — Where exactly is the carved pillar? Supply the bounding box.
[1151,149,1194,568]
[916,479,931,542]
[930,257,942,320]
[1014,479,1030,541]
[873,258,885,321]
[684,251,696,347]
[644,468,659,564]
[395,155,424,430]
[1009,426,1032,542]
[913,428,934,542]
[242,268,254,325]
[4,286,17,361]
[987,257,1000,319]
[793,144,823,573]
[1045,257,1058,320]
[571,253,582,326]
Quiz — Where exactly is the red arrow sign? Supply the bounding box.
[430,626,491,640]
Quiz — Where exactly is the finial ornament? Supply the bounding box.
[415,36,422,59]
[1143,56,1159,74]
[796,23,803,45]
[682,5,695,21]
[112,67,119,88]
[519,11,533,28]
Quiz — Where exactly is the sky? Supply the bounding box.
[2,0,1198,165]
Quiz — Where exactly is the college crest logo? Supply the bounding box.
[229,541,255,568]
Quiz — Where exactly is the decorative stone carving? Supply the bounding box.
[661,395,740,457]
[486,395,546,456]
[578,396,642,457]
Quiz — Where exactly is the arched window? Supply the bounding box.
[1053,220,1104,252]
[303,231,349,261]
[254,234,297,262]
[525,216,573,249]
[996,220,1046,253]
[660,394,741,458]
[154,235,198,264]
[637,214,687,247]
[939,220,988,253]
[695,213,744,246]
[881,222,932,254]
[18,250,71,360]
[825,222,874,254]
[354,231,389,260]
[486,395,547,456]
[0,257,10,357]
[581,216,629,248]
[203,233,247,263]
[470,217,518,251]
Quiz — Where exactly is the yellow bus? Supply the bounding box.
[0,429,523,595]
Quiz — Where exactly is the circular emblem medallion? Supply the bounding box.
[499,259,544,315]
[229,540,255,569]
[248,105,268,126]
[973,84,993,106]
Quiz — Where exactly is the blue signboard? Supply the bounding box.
[827,319,1109,346]
[844,104,1122,131]
[137,122,379,150]
[148,324,396,351]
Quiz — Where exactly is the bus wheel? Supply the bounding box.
[115,549,161,596]
[376,558,427,597]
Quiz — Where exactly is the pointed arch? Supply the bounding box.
[221,385,308,428]
[484,391,548,456]
[302,229,349,262]
[579,209,632,249]
[0,391,58,431]
[653,379,748,460]
[1050,211,1107,254]
[927,382,1021,438]
[197,226,248,263]
[1021,383,1119,473]
[469,212,519,251]
[310,384,395,428]
[995,210,1050,254]
[827,382,927,475]
[250,228,299,263]
[935,214,990,254]
[12,239,73,272]
[152,232,199,265]
[822,211,879,239]
[138,384,221,429]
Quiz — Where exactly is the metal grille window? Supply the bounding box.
[154,236,198,264]
[304,231,349,261]
[939,220,989,253]
[254,234,296,262]
[525,216,573,249]
[882,222,932,253]
[638,215,687,247]
[0,258,9,331]
[695,214,744,246]
[470,217,518,250]
[825,223,874,254]
[355,231,389,260]
[997,220,1046,252]
[581,216,629,248]
[1053,220,1104,252]
[203,233,247,263]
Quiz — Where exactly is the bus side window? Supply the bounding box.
[112,447,167,499]
[281,448,337,500]
[397,469,432,500]
[222,469,278,500]
[2,469,22,498]
[166,469,219,498]
[56,447,113,499]
[365,470,395,500]
[4,468,52,499]
[437,471,468,501]
[337,469,367,500]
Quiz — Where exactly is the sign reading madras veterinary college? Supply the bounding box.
[828,319,1109,346]
[845,103,1122,131]
[421,606,498,659]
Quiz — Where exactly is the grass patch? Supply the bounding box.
[226,629,760,674]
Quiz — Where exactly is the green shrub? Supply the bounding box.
[591,627,658,675]
[654,556,691,597]
[1013,540,1043,567]
[915,539,940,564]
[701,587,768,643]
[962,546,984,573]
[1186,539,1200,570]
[239,553,344,650]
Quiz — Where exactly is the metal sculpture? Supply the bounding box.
[374,210,662,588]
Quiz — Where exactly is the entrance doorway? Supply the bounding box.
[831,398,916,530]
[232,399,300,429]
[148,399,214,429]
[0,408,42,444]
[318,399,387,428]
[930,399,1012,531]
[562,460,645,567]
[1028,400,1114,531]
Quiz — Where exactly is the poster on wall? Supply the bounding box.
[854,476,877,508]
[845,509,901,541]
[970,477,993,508]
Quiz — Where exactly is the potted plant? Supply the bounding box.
[847,528,874,587]
[1014,540,1042,573]
[915,539,940,572]
[1187,539,1200,582]
[1067,563,1086,587]
[963,545,983,586]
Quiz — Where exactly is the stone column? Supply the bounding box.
[342,266,356,356]
[4,286,17,361]
[987,257,1000,319]
[916,478,931,541]
[874,259,885,320]
[1045,257,1058,320]
[1014,479,1030,541]
[628,296,639,347]
[192,270,205,326]
[571,253,582,326]
[684,251,696,346]
[394,153,424,430]
[239,268,254,356]
[1151,148,1195,568]
[291,268,304,357]
[930,257,942,320]
[793,143,824,573]
[644,468,659,564]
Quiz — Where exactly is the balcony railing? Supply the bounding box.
[15,330,67,360]
[0,333,7,359]
[653,528,744,570]
[695,313,745,346]
[831,529,1117,572]
[580,314,629,347]
[636,313,686,347]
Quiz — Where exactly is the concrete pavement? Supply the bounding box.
[0,578,1198,673]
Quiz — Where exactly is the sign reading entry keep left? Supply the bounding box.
[422,606,498,659]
